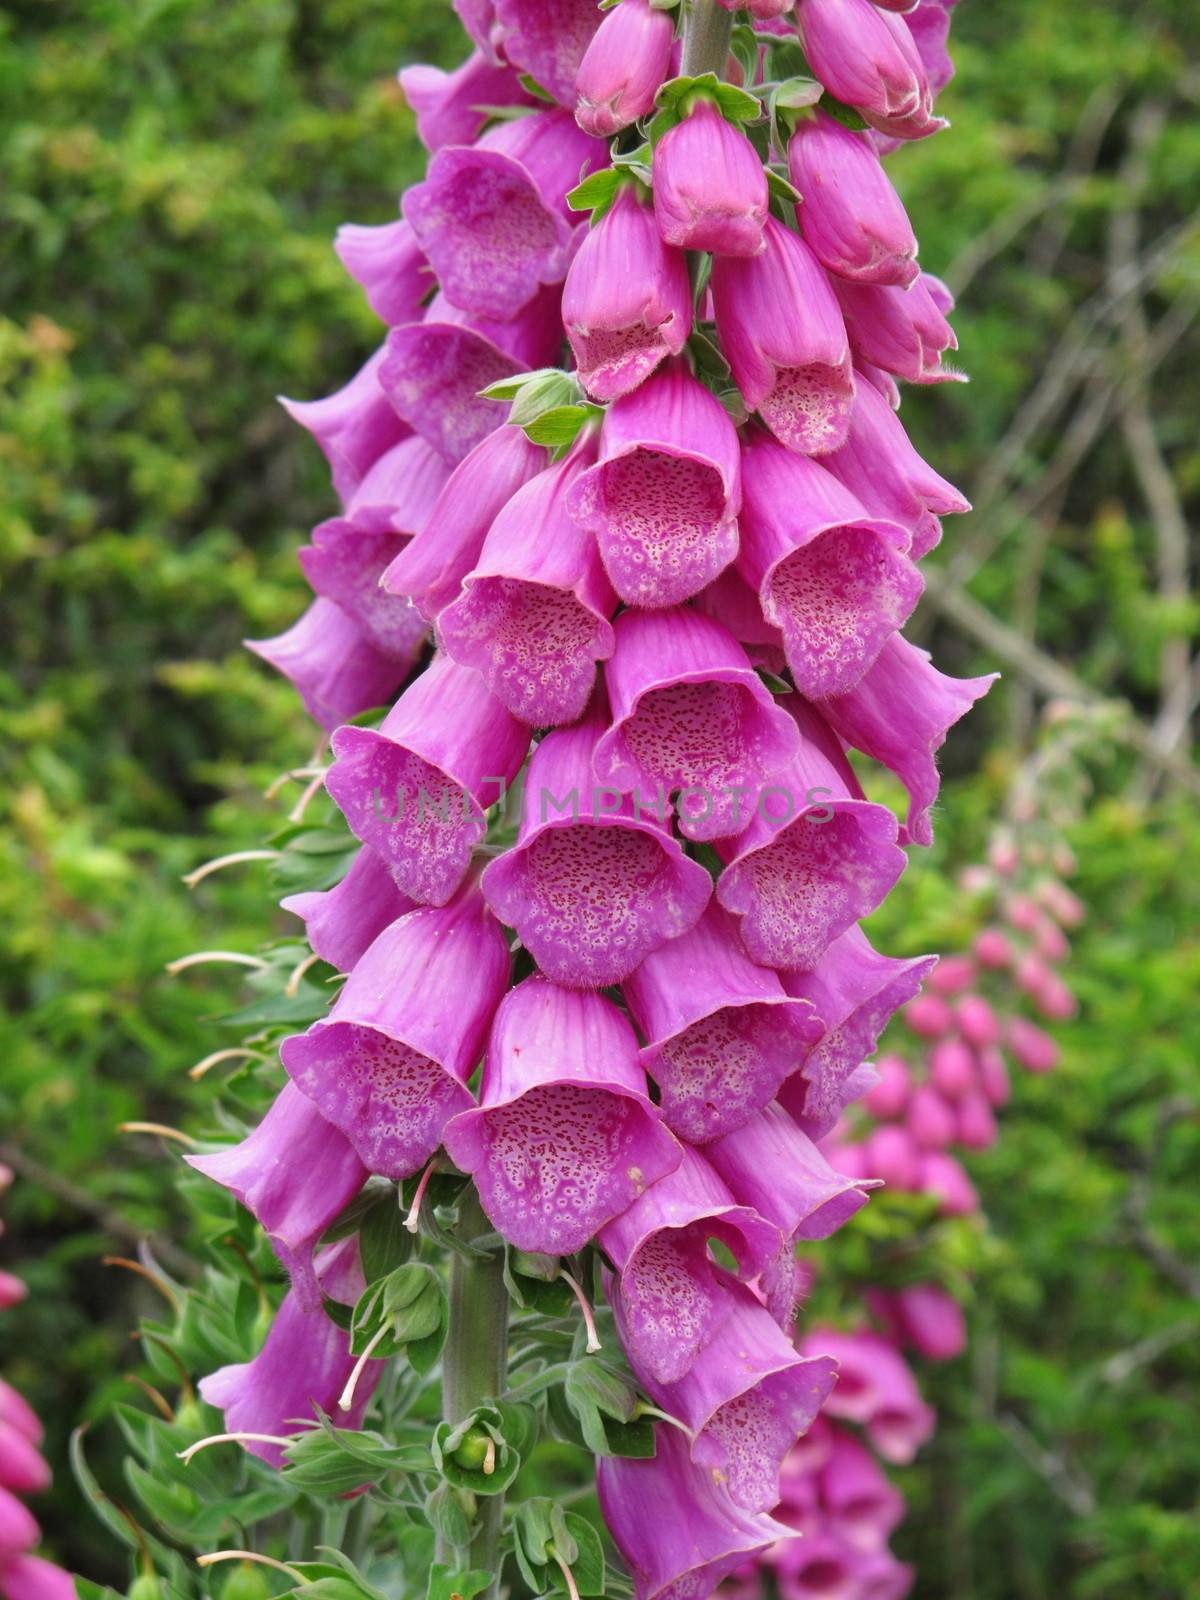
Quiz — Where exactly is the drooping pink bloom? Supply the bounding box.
[978,1046,1011,1107]
[780,925,937,1137]
[574,0,675,137]
[399,50,533,153]
[0,1489,39,1559]
[0,1390,40,1450]
[848,1546,916,1600]
[0,1432,48,1499]
[789,110,918,287]
[956,993,1000,1047]
[834,274,963,385]
[454,0,502,62]
[185,1084,367,1311]
[593,607,801,841]
[245,599,406,732]
[480,700,712,986]
[796,0,945,141]
[598,1143,782,1383]
[818,634,998,847]
[297,522,427,667]
[325,653,530,906]
[956,1087,998,1149]
[403,111,603,321]
[890,1283,967,1362]
[281,881,509,1180]
[715,699,907,972]
[0,1280,25,1314]
[381,424,547,622]
[615,1280,838,1512]
[771,1531,858,1600]
[914,1149,978,1215]
[818,1427,906,1550]
[823,376,969,558]
[438,438,617,726]
[798,1327,935,1463]
[567,358,742,608]
[863,1123,919,1189]
[562,184,692,402]
[905,1082,956,1148]
[904,0,960,100]
[712,216,854,456]
[863,1053,911,1119]
[736,431,923,697]
[653,98,768,257]
[340,433,450,535]
[280,345,408,502]
[281,846,415,974]
[622,904,822,1142]
[493,0,604,106]
[597,1423,798,1600]
[928,1037,975,1099]
[0,1557,77,1600]
[333,218,433,327]
[927,952,976,994]
[443,977,679,1253]
[902,990,953,1037]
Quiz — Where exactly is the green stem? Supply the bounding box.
[681,0,735,80]
[438,1190,510,1592]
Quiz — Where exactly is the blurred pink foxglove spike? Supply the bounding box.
[438,438,618,726]
[956,1087,998,1149]
[834,273,963,385]
[333,219,433,327]
[0,1390,40,1451]
[779,924,937,1137]
[185,1084,367,1312]
[562,185,692,402]
[864,1052,911,1119]
[381,425,547,622]
[736,431,923,697]
[340,434,450,536]
[280,345,408,501]
[443,977,679,1254]
[0,1433,48,1500]
[598,1143,782,1383]
[621,905,823,1143]
[0,1489,39,1560]
[280,881,510,1181]
[889,1283,966,1361]
[399,50,533,153]
[593,608,801,842]
[956,993,1000,1047]
[480,700,711,987]
[567,358,742,608]
[715,698,907,972]
[711,217,854,456]
[796,0,946,141]
[929,1037,976,1098]
[823,375,968,560]
[863,1123,919,1189]
[403,111,603,321]
[788,110,919,287]
[818,634,997,846]
[494,0,604,105]
[281,846,416,974]
[325,654,531,907]
[905,1081,956,1148]
[574,0,675,137]
[613,1278,838,1513]
[245,598,407,732]
[0,1556,77,1600]
[915,1149,978,1214]
[797,1327,934,1463]
[297,521,427,665]
[597,1423,798,1600]
[652,98,768,257]
[818,1427,906,1550]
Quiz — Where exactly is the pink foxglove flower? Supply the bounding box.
[864,1053,911,1119]
[574,0,675,137]
[889,1283,967,1362]
[562,184,692,401]
[246,599,406,731]
[281,846,415,974]
[593,607,801,841]
[443,977,679,1253]
[493,0,604,106]
[0,1390,39,1450]
[567,358,742,608]
[0,1557,77,1600]
[818,1427,906,1550]
[399,50,532,153]
[297,521,428,666]
[712,216,854,456]
[834,273,963,385]
[0,1490,39,1560]
[339,433,449,536]
[796,0,945,141]
[914,1148,978,1215]
[789,109,919,287]
[325,653,530,907]
[652,98,768,258]
[280,881,510,1180]
[905,1081,956,1148]
[798,1327,935,1463]
[333,219,433,327]
[622,904,822,1142]
[928,1037,976,1098]
[0,1434,48,1500]
[438,438,618,726]
[280,344,407,501]
[956,1087,998,1149]
[480,700,711,986]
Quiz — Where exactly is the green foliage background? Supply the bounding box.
[1,1,1197,1596]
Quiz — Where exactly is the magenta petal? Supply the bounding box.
[834,273,964,385]
[342,434,450,536]
[652,98,768,258]
[280,344,408,501]
[378,320,524,465]
[0,1487,40,1559]
[798,1327,935,1464]
[789,109,919,288]
[185,1084,367,1310]
[0,1557,77,1600]
[399,50,533,153]
[493,0,604,105]
[245,598,406,731]
[298,519,427,664]
[281,845,415,973]
[325,654,531,906]
[481,700,712,987]
[797,0,942,141]
[281,882,509,1180]
[574,0,674,137]
[443,977,680,1253]
[0,1383,43,1449]
[333,218,433,327]
[819,1427,906,1550]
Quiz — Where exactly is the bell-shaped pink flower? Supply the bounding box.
[712,216,854,455]
[915,1149,978,1215]
[818,634,997,847]
[956,1087,998,1149]
[339,433,449,536]
[929,1037,975,1099]
[928,952,976,994]
[0,1278,26,1314]
[977,1046,1011,1108]
[789,110,918,287]
[864,1123,919,1189]
[297,522,427,667]
[481,699,712,987]
[834,273,963,385]
[904,0,959,100]
[574,0,675,137]
[622,905,822,1143]
[902,990,954,1037]
[796,0,945,141]
[280,344,408,502]
[0,1388,40,1450]
[956,993,1000,1047]
[598,1423,798,1600]
[185,1085,367,1311]
[281,881,509,1180]
[799,1327,934,1463]
[715,699,907,972]
[780,925,937,1137]
[0,1488,39,1560]
[403,110,603,321]
[598,1143,782,1383]
[443,977,680,1253]
[563,184,692,401]
[737,431,923,697]
[772,1531,858,1600]
[593,608,801,842]
[819,1426,906,1550]
[0,1557,77,1600]
[333,218,433,327]
[325,654,531,907]
[0,1431,48,1499]
[891,1283,966,1362]
[616,1280,838,1512]
[653,98,768,257]
[567,358,742,607]
[864,1053,911,1119]
[282,846,415,974]
[823,376,969,558]
[247,600,406,731]
[906,1082,956,1149]
[399,50,533,153]
[381,424,547,622]
[493,0,604,106]
[438,438,617,726]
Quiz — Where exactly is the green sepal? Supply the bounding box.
[756,667,793,695]
[281,1418,429,1494]
[565,165,646,224]
[358,1186,414,1282]
[765,165,802,206]
[819,94,870,131]
[502,1246,576,1315]
[431,1404,523,1495]
[426,1569,492,1600]
[349,1262,446,1360]
[513,1503,605,1597]
[654,72,763,127]
[425,1484,475,1550]
[517,72,555,102]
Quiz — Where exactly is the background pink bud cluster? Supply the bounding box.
[191,0,990,1589]
[0,1170,76,1600]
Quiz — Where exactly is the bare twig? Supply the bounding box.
[1000,1413,1097,1517]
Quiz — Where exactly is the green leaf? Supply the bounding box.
[555,1515,606,1597]
[756,667,793,694]
[522,405,600,450]
[426,1570,492,1600]
[654,72,762,126]
[765,166,802,205]
[819,94,869,131]
[518,72,556,102]
[566,167,625,216]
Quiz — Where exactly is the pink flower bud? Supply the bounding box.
[1033,973,1078,1023]
[653,98,768,257]
[1034,917,1071,963]
[974,926,1014,969]
[916,1150,978,1215]
[892,1283,966,1362]
[956,994,1001,1048]
[789,109,919,287]
[1007,1016,1060,1074]
[978,1046,1011,1108]
[906,1083,956,1149]
[928,954,976,995]
[929,1038,976,1100]
[956,1088,998,1150]
[1005,892,1041,932]
[865,1124,918,1190]
[834,272,963,385]
[903,991,953,1038]
[864,1053,911,1119]
[797,0,945,141]
[575,0,674,136]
